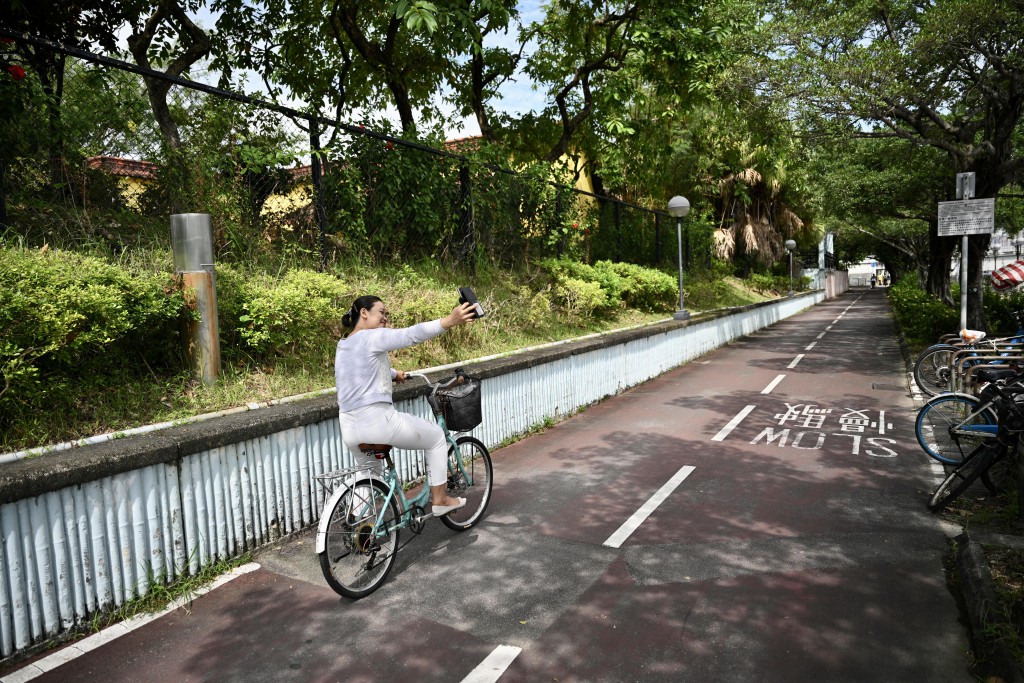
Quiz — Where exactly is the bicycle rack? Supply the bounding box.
[949,344,1024,394]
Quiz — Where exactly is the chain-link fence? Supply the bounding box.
[0,32,710,274]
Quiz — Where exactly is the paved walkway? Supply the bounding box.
[1,288,974,682]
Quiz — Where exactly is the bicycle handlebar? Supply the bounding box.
[405,369,465,394]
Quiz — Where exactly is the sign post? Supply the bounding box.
[938,173,993,329]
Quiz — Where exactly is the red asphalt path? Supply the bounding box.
[1,289,971,683]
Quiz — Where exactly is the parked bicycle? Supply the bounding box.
[927,379,1024,511]
[912,311,1024,397]
[315,370,493,599]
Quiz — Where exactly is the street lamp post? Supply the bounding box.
[668,196,691,320]
[785,239,797,296]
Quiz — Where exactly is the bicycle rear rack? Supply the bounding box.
[314,461,383,500]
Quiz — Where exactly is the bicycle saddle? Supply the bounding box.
[960,329,986,343]
[358,443,393,459]
[974,367,1019,383]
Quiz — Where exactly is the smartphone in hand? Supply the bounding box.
[458,287,486,318]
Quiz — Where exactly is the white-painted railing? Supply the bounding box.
[0,293,824,658]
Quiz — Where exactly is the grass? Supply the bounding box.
[2,256,776,455]
[86,553,253,632]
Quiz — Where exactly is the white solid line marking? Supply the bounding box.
[712,405,757,441]
[804,342,817,351]
[761,375,785,394]
[0,563,262,682]
[603,466,696,548]
[787,354,804,369]
[461,645,523,683]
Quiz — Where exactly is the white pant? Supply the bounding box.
[338,402,449,486]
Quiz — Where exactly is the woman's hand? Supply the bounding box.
[441,302,478,330]
[394,370,407,383]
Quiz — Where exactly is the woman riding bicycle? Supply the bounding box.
[334,295,477,516]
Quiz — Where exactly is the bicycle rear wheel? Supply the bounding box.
[928,444,1000,512]
[318,478,401,599]
[915,393,997,464]
[439,436,493,531]
[913,344,959,397]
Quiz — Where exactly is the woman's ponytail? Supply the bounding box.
[341,305,358,329]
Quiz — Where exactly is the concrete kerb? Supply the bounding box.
[892,304,1023,680]
[954,531,1024,683]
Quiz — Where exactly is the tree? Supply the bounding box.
[441,0,520,141]
[769,0,1024,328]
[1,0,132,189]
[125,0,212,213]
[809,136,949,291]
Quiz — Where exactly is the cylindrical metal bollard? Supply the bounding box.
[171,213,221,385]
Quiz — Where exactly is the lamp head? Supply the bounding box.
[667,195,690,218]
[785,239,796,253]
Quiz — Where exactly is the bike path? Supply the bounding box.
[1,288,971,683]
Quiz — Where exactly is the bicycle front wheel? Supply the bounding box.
[915,393,997,464]
[928,444,999,512]
[318,478,401,599]
[913,344,958,397]
[440,436,493,531]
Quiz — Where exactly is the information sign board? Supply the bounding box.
[938,199,995,236]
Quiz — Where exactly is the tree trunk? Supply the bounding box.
[925,219,954,305]
[966,233,990,331]
[128,0,211,215]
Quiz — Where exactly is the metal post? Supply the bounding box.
[171,213,220,385]
[957,176,973,330]
[674,217,689,320]
[789,250,794,296]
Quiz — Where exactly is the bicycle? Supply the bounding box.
[315,370,494,599]
[928,381,1024,511]
[912,311,1024,397]
[913,365,1024,463]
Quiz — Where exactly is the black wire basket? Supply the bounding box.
[431,376,482,431]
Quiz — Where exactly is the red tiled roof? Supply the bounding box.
[86,156,158,179]
[444,135,483,153]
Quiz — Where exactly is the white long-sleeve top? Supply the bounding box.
[334,320,445,412]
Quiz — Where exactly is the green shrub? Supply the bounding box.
[0,246,184,419]
[601,261,678,312]
[555,277,608,320]
[538,258,620,315]
[984,286,1024,335]
[888,278,958,348]
[237,269,348,358]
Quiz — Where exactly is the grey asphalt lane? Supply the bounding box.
[3,288,973,683]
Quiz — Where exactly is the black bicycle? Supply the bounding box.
[928,380,1024,512]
